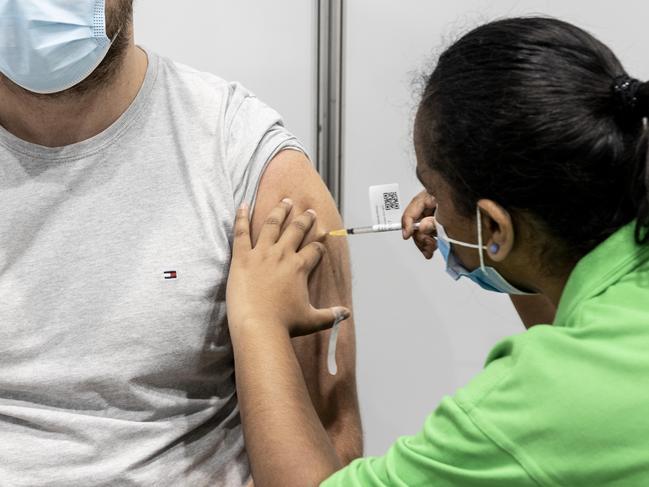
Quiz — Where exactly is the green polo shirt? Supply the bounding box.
[323,221,649,486]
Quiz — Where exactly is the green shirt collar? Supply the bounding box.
[554,221,649,326]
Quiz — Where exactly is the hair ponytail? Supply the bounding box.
[633,81,649,244]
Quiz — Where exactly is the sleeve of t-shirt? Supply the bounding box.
[223,82,306,211]
[321,396,538,487]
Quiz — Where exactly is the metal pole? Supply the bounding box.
[317,0,344,212]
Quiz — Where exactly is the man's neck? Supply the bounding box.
[0,42,148,148]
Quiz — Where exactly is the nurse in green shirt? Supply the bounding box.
[226,17,649,486]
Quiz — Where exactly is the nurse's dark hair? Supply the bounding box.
[416,17,649,266]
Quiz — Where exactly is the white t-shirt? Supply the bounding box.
[0,50,303,486]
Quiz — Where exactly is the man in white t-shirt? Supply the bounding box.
[0,1,361,485]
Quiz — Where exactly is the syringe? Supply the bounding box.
[329,222,420,237]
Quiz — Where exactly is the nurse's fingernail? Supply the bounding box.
[306,209,317,216]
[282,198,293,206]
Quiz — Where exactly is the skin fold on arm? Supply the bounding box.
[247,149,363,465]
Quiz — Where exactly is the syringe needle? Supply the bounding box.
[328,222,420,237]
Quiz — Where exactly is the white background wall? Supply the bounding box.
[133,0,649,458]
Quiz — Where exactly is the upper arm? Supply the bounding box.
[250,149,362,461]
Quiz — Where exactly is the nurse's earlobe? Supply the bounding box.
[478,198,514,262]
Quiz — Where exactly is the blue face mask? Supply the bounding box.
[434,207,536,295]
[0,0,114,94]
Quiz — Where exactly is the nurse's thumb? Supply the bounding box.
[418,216,436,235]
[309,306,352,333]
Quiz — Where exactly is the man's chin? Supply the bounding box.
[1,35,131,102]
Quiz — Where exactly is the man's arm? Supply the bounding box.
[249,149,363,464]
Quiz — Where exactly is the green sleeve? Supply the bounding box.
[321,396,538,487]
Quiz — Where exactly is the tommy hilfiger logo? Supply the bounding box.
[163,271,177,280]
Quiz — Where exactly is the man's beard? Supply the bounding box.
[0,0,135,100]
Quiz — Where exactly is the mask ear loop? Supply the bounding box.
[477,206,486,271]
[433,209,486,250]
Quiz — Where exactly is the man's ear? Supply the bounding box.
[477,199,514,262]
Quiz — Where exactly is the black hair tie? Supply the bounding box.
[613,75,643,118]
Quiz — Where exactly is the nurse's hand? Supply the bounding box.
[402,189,438,260]
[226,199,351,337]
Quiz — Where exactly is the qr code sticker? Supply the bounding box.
[383,191,400,211]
